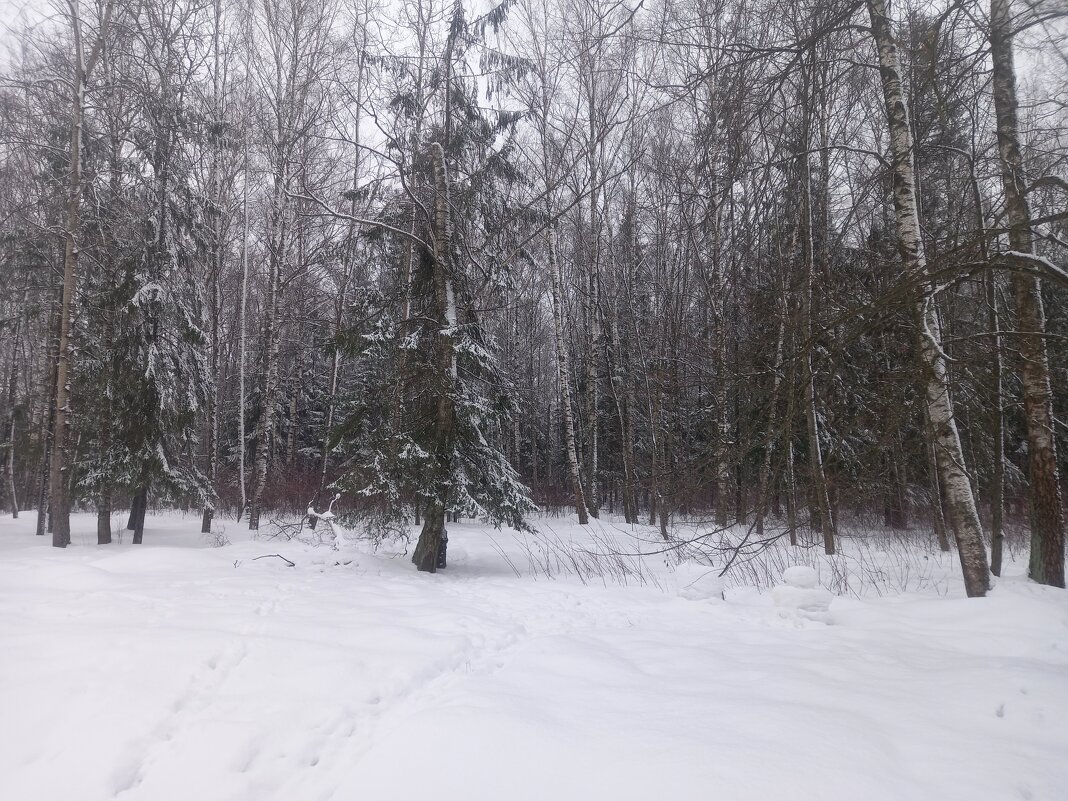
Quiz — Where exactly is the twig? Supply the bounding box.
[253,553,295,567]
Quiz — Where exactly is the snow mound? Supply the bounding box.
[673,562,726,601]
[782,565,818,589]
[772,566,833,623]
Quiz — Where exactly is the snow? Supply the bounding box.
[782,564,820,588]
[1,512,1067,801]
[772,565,833,622]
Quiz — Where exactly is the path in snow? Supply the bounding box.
[1,512,1066,801]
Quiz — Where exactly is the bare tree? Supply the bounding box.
[867,0,990,596]
[989,0,1065,588]
[49,0,117,548]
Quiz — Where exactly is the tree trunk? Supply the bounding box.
[868,0,989,596]
[622,315,640,524]
[3,308,21,518]
[49,37,88,549]
[608,300,637,524]
[48,1,116,547]
[129,484,148,543]
[886,437,909,530]
[238,146,250,520]
[313,144,360,526]
[585,267,600,519]
[248,180,287,530]
[714,308,731,527]
[201,0,223,535]
[127,486,144,531]
[755,303,784,538]
[785,439,798,546]
[801,225,833,551]
[966,146,1006,575]
[648,367,667,536]
[784,336,800,547]
[546,218,589,524]
[201,198,221,533]
[97,494,111,545]
[36,292,58,537]
[285,385,298,465]
[990,0,1065,588]
[987,271,1006,575]
[799,56,835,555]
[312,260,349,529]
[132,486,148,544]
[412,142,457,573]
[926,423,951,552]
[96,369,114,546]
[413,501,445,573]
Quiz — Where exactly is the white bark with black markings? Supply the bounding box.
[867,0,990,596]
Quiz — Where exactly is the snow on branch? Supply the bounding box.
[998,250,1068,285]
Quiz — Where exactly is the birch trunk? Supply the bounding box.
[623,355,639,523]
[926,423,951,552]
[49,10,88,548]
[802,213,834,553]
[3,309,20,518]
[201,267,220,532]
[868,0,989,596]
[987,271,1006,575]
[238,148,249,519]
[314,35,366,517]
[202,0,223,534]
[312,202,354,527]
[990,0,1065,588]
[49,1,115,546]
[714,291,731,527]
[648,368,662,529]
[783,311,800,546]
[709,208,732,529]
[785,440,798,546]
[547,219,589,524]
[248,179,287,530]
[585,265,601,518]
[532,54,590,524]
[96,299,115,545]
[584,88,602,519]
[799,57,835,554]
[247,216,284,529]
[36,280,59,537]
[608,299,636,524]
[614,352,637,525]
[756,300,787,538]
[314,234,352,522]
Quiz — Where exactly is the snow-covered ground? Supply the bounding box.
[1,511,1066,801]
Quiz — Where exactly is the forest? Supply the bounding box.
[0,0,1066,593]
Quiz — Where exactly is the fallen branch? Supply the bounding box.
[253,553,295,567]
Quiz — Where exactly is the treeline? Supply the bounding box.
[0,0,1064,589]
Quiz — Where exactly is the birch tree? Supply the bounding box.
[867,0,990,596]
[49,0,117,548]
[247,0,338,530]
